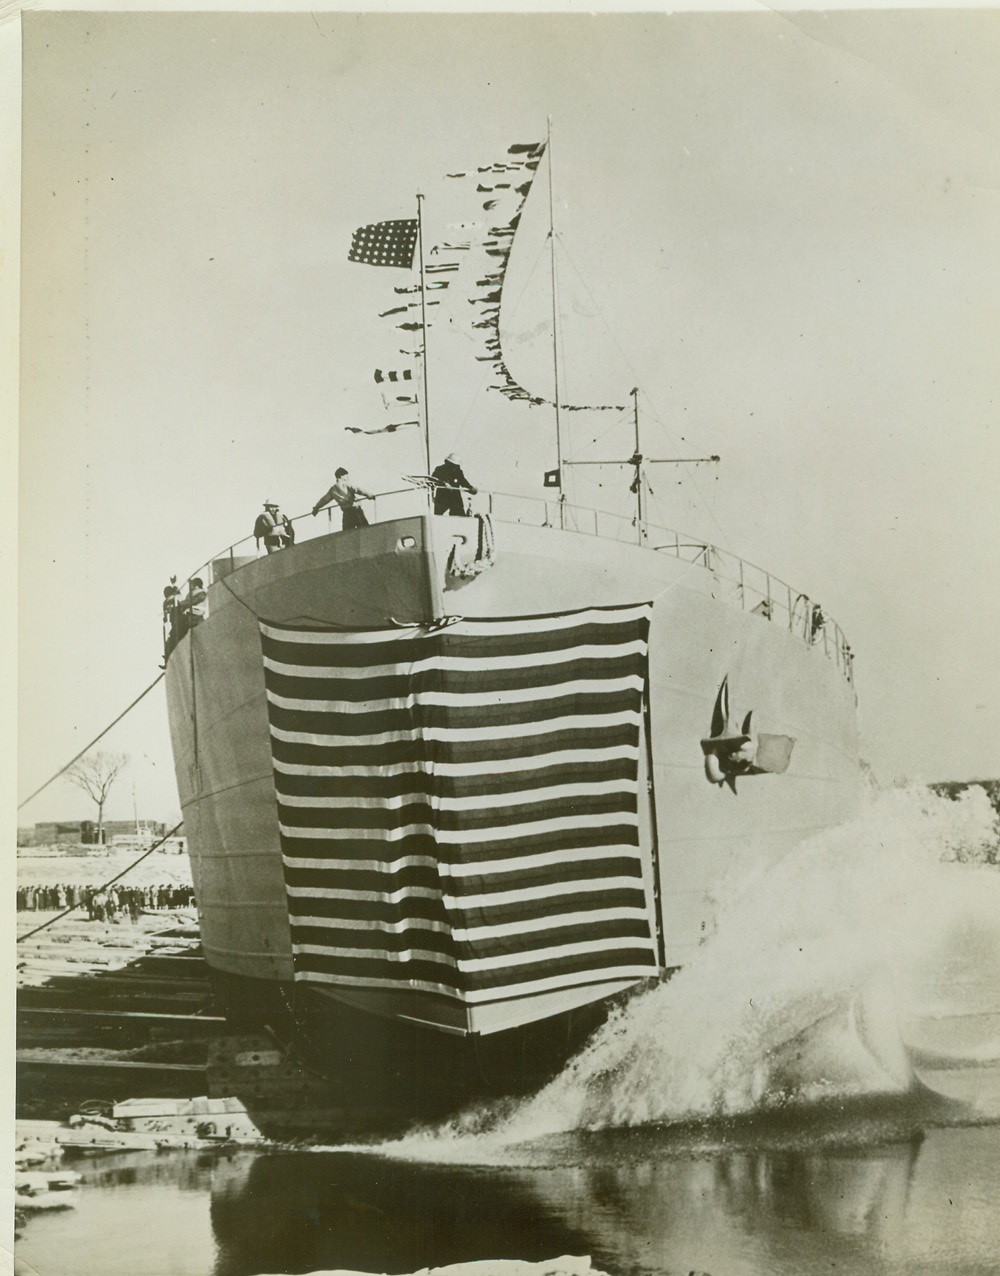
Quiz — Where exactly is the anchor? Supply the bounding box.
[701,675,796,792]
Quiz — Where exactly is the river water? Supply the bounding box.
[16,787,1000,1276]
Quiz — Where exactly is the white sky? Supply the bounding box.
[12,6,1000,825]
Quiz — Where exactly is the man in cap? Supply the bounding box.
[253,500,295,554]
[311,467,374,531]
[431,452,478,516]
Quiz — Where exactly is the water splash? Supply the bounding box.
[347,785,1000,1160]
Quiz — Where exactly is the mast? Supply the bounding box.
[563,387,720,540]
[416,192,432,474]
[631,387,643,529]
[546,117,565,525]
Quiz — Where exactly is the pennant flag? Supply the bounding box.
[544,469,561,488]
[374,368,413,384]
[345,420,419,435]
[258,604,657,1006]
[348,219,418,269]
[351,141,604,422]
[380,390,417,409]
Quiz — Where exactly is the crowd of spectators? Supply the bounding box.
[16,883,196,920]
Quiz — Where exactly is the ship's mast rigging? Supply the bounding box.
[540,128,718,530]
[546,116,565,528]
[564,388,720,536]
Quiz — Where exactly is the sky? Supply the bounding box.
[13,6,1000,826]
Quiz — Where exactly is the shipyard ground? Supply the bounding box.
[15,906,454,1140]
[16,909,220,1118]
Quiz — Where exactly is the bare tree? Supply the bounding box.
[65,750,129,844]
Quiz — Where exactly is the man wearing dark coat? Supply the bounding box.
[431,453,477,516]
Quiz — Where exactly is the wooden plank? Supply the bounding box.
[16,1055,207,1105]
[17,985,213,1015]
[17,1053,205,1072]
[17,1007,225,1048]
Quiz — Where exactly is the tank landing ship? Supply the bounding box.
[165,133,859,1133]
[165,491,859,1131]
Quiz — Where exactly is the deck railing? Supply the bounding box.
[171,486,854,685]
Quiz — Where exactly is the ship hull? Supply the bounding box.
[206,964,644,1129]
[166,510,860,1123]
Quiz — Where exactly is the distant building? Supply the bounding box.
[32,818,169,846]
[107,821,169,849]
[32,820,97,845]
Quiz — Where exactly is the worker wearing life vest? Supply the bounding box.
[253,500,295,554]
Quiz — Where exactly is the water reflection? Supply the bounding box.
[82,1152,218,1193]
[210,1153,587,1276]
[18,1064,1000,1276]
[16,1117,1000,1276]
[204,1119,1000,1276]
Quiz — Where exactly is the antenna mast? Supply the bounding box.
[546,117,565,526]
[563,387,720,540]
[631,387,643,528]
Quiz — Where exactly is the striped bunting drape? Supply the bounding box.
[259,604,658,1006]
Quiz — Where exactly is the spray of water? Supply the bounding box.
[345,785,1000,1160]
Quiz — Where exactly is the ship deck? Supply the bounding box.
[173,485,854,686]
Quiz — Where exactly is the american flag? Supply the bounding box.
[259,604,658,1007]
[348,219,418,269]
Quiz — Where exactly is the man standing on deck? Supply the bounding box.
[431,452,477,515]
[254,500,295,554]
[183,578,208,626]
[311,468,374,530]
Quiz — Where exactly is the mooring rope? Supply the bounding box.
[17,671,166,812]
[16,820,186,945]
